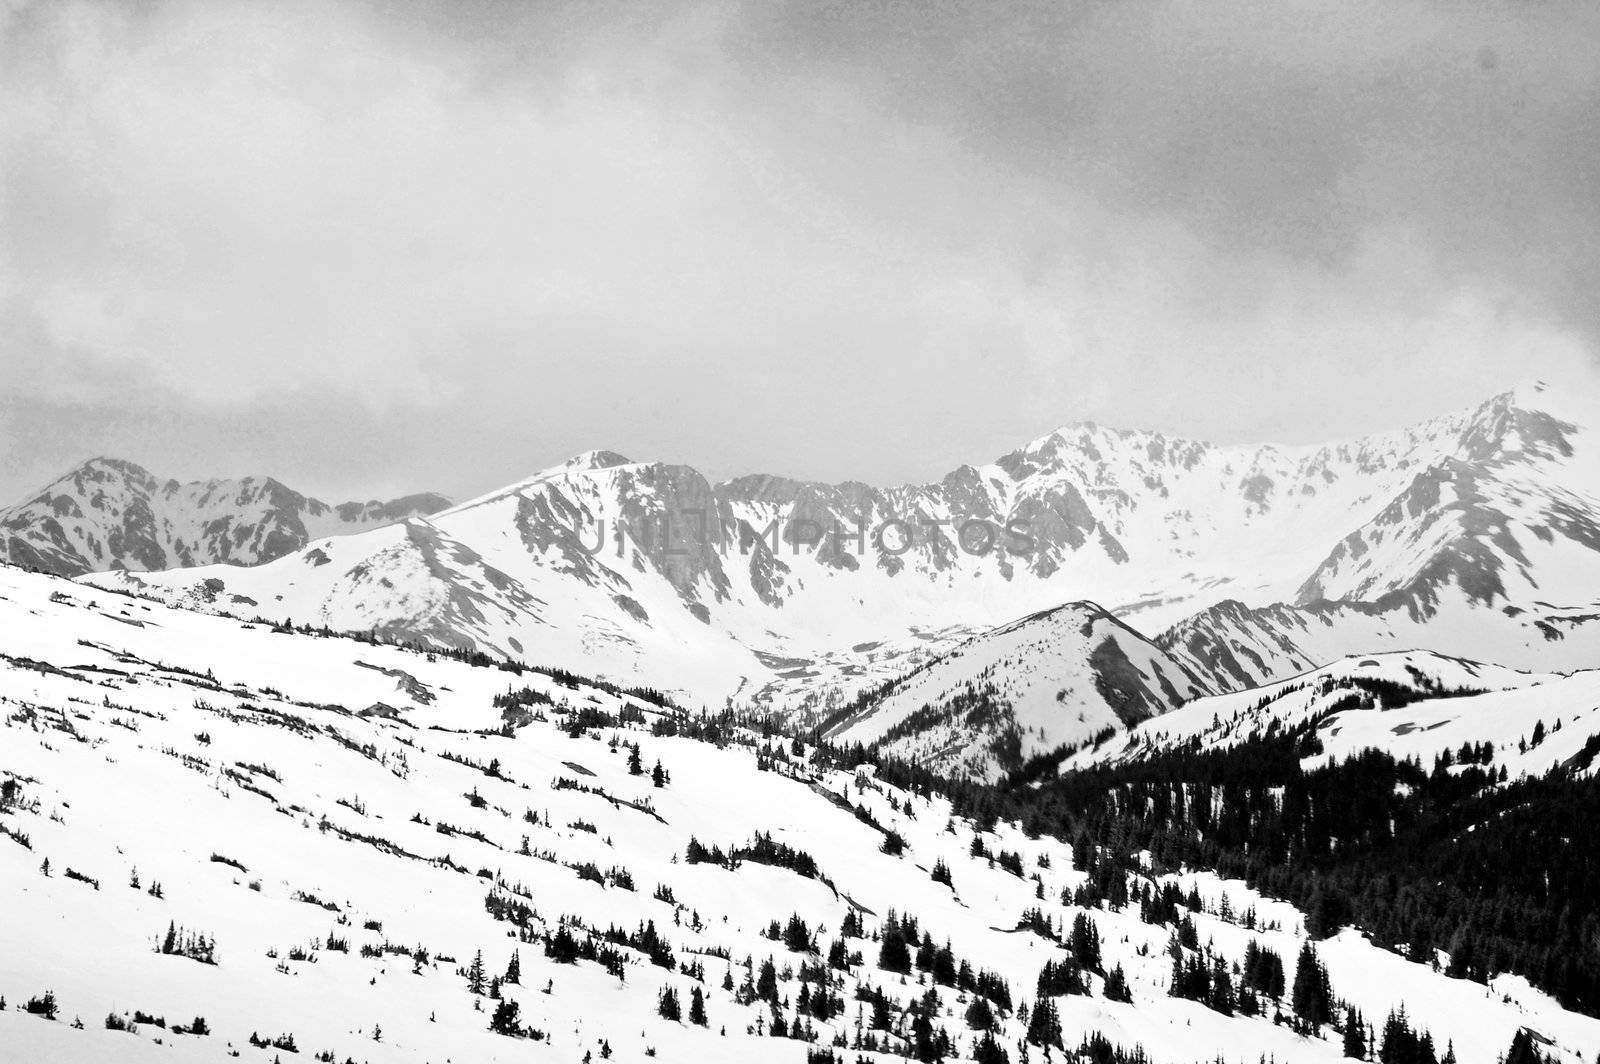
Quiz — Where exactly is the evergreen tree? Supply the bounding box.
[504,949,521,985]
[964,996,996,1030]
[1343,1007,1367,1059]
[1069,913,1102,972]
[1291,941,1334,1031]
[627,744,644,776]
[756,958,779,1004]
[1503,1029,1544,1064]
[1025,996,1063,1048]
[24,991,58,1020]
[1104,964,1133,1004]
[972,1031,1010,1064]
[878,915,912,974]
[546,925,579,964]
[489,999,520,1036]
[467,950,487,995]
[657,986,681,1022]
[689,986,708,1026]
[782,914,812,953]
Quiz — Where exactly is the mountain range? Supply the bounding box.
[6,380,1597,780]
[0,458,449,577]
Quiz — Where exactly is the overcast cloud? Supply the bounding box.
[1,0,1597,504]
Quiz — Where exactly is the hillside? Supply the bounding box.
[1064,650,1600,777]
[820,603,1215,780]
[4,563,1600,1064]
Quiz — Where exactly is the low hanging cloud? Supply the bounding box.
[1,0,1596,502]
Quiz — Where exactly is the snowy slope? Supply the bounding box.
[1158,592,1600,691]
[820,603,1215,780]
[66,380,1600,716]
[4,563,1600,1064]
[0,458,448,577]
[1066,650,1600,782]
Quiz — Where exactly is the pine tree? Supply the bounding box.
[689,985,708,1026]
[489,998,520,1036]
[657,986,681,1022]
[546,925,579,964]
[756,958,778,1004]
[1025,996,1063,1048]
[783,914,811,953]
[467,950,487,995]
[24,991,58,1020]
[651,760,667,788]
[1504,1029,1543,1064]
[878,915,912,974]
[505,949,521,985]
[627,744,644,776]
[972,1031,1010,1064]
[1343,1007,1366,1059]
[1069,913,1102,972]
[1104,963,1133,1003]
[1291,941,1334,1031]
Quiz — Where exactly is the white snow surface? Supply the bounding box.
[3,564,1600,1063]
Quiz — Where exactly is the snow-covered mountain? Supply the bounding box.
[67,382,1600,738]
[1064,649,1600,781]
[0,458,449,577]
[4,562,1599,1064]
[819,603,1216,780]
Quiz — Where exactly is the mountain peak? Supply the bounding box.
[564,449,633,471]
[0,461,449,578]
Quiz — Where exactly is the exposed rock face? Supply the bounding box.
[0,458,448,577]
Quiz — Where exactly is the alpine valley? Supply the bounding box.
[4,381,1600,1064]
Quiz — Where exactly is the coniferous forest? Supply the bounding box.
[833,720,1600,1018]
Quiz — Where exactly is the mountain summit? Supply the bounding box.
[0,458,449,577]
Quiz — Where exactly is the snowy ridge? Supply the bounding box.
[1066,650,1600,781]
[63,382,1600,725]
[820,603,1215,780]
[1157,590,1600,692]
[3,564,1599,1064]
[0,458,449,577]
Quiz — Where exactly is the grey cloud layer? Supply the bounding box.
[1,0,1596,503]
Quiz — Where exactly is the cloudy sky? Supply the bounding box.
[2,0,1597,505]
